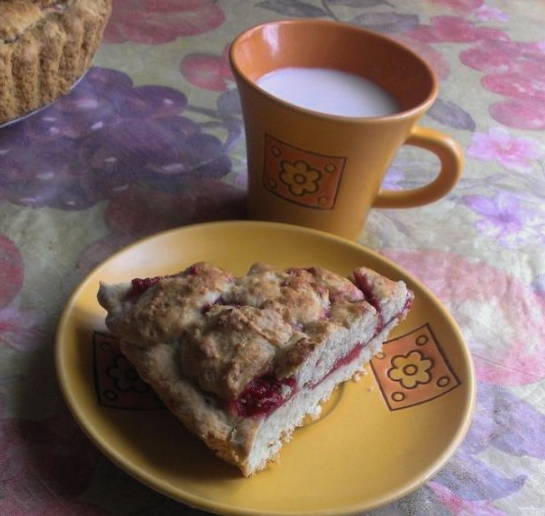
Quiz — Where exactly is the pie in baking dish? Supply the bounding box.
[0,0,111,124]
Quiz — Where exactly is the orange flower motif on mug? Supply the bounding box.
[388,350,432,389]
[279,160,322,196]
[263,135,346,209]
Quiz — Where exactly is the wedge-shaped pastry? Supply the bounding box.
[97,262,413,476]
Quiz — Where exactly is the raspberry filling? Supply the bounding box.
[129,276,162,297]
[128,273,182,298]
[353,272,384,333]
[306,342,365,389]
[232,374,296,418]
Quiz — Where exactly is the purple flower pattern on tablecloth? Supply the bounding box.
[0,67,239,210]
[432,382,545,508]
[467,128,544,171]
[462,192,542,247]
[464,192,522,231]
[473,4,508,22]
[533,274,545,294]
[1,0,545,515]
[382,165,406,191]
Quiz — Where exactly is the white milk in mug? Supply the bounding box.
[256,67,400,118]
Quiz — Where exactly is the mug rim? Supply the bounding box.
[229,18,439,124]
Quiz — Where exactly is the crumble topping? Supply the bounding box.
[99,262,410,405]
[0,0,71,43]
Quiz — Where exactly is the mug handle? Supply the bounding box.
[373,126,463,208]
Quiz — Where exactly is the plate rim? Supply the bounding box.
[55,220,476,516]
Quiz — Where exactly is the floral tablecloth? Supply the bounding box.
[1,0,544,514]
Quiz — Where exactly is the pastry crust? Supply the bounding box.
[0,0,112,123]
[98,262,413,475]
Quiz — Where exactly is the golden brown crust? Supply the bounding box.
[0,0,112,123]
[180,305,294,400]
[117,263,235,345]
[353,267,412,323]
[0,1,49,43]
[99,263,375,401]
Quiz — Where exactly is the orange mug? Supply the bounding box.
[229,19,463,240]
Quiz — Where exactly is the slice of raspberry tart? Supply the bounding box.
[97,262,413,476]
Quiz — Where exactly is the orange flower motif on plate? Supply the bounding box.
[93,332,164,410]
[370,324,461,410]
[388,350,433,389]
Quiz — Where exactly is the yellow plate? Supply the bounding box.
[56,221,475,515]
